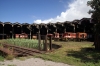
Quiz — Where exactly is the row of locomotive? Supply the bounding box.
[14,32,93,41]
[54,32,88,41]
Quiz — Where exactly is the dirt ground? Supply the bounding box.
[0,57,71,66]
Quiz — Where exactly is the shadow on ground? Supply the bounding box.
[67,47,100,63]
[52,44,62,49]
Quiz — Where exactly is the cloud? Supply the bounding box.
[34,0,91,24]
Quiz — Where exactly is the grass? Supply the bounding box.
[0,39,100,66]
[0,39,42,61]
[0,56,4,61]
[34,41,100,66]
[0,39,43,50]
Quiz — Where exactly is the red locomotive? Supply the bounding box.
[54,32,87,41]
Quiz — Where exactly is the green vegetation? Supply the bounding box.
[0,43,4,61]
[34,41,100,66]
[0,39,43,61]
[0,56,4,61]
[0,39,43,49]
[5,55,15,60]
[0,39,100,66]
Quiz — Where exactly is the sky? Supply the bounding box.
[0,0,91,24]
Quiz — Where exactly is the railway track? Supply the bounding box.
[0,43,45,57]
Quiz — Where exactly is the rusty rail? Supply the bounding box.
[0,43,45,57]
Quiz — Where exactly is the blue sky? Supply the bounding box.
[0,0,70,24]
[0,0,91,24]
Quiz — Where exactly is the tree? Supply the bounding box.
[87,0,100,50]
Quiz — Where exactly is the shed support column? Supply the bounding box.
[28,25,32,39]
[47,29,48,34]
[49,35,52,51]
[38,30,41,50]
[55,28,57,33]
[30,31,31,39]
[12,25,14,39]
[2,24,4,39]
[84,26,86,32]
[64,28,66,33]
[44,35,47,51]
[73,25,75,33]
